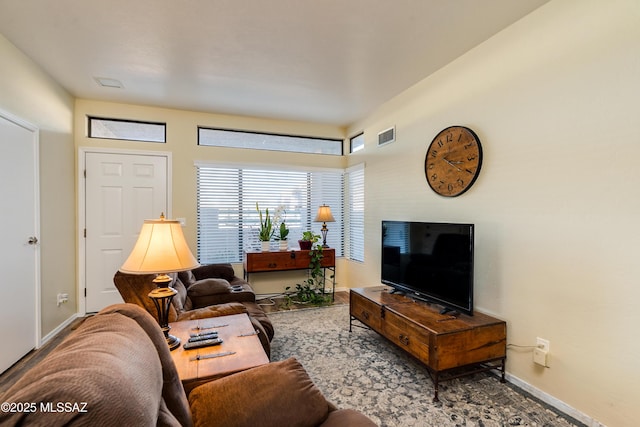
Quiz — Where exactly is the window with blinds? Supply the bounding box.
[197,165,344,263]
[345,164,365,262]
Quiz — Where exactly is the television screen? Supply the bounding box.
[381,220,474,315]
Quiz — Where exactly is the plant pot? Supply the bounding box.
[279,240,288,251]
[298,240,312,250]
[260,241,271,252]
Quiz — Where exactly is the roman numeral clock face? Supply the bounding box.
[425,126,483,197]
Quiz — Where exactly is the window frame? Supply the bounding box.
[349,132,365,153]
[87,116,166,143]
[198,127,344,156]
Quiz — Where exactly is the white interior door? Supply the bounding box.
[85,152,168,313]
[0,112,39,373]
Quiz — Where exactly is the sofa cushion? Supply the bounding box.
[0,312,170,426]
[191,263,236,282]
[171,276,193,316]
[188,278,232,296]
[189,358,331,427]
[178,269,197,286]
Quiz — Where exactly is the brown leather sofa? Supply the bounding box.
[114,263,274,356]
[0,304,376,427]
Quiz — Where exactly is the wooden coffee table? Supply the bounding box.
[169,313,269,395]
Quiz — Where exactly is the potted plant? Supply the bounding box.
[275,221,290,250]
[285,242,332,306]
[298,231,319,250]
[256,203,273,251]
[273,206,289,250]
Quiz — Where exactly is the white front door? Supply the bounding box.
[84,152,169,313]
[0,112,39,373]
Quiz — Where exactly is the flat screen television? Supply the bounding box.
[381,220,474,315]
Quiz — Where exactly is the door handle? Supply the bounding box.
[27,236,38,245]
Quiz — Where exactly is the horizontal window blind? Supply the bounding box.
[345,164,365,262]
[197,165,343,263]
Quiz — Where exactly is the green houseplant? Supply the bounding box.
[286,233,332,306]
[256,203,274,250]
[298,230,319,250]
[275,221,290,250]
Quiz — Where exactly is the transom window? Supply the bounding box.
[198,128,343,155]
[88,117,166,143]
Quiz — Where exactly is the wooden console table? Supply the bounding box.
[244,249,336,298]
[350,286,506,402]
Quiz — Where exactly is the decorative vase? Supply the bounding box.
[261,241,270,252]
[279,240,288,251]
[298,240,312,250]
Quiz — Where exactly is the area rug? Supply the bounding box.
[268,305,584,427]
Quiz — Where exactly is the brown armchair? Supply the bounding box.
[113,266,273,357]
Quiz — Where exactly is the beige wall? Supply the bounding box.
[346,1,639,425]
[0,34,75,337]
[74,100,348,293]
[5,0,638,423]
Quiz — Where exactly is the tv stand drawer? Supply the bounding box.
[350,289,383,332]
[383,310,431,363]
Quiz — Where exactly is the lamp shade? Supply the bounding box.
[120,215,199,274]
[314,205,335,223]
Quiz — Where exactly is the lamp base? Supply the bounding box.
[320,223,329,248]
[149,281,180,351]
[163,328,181,351]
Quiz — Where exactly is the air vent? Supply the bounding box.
[378,126,395,147]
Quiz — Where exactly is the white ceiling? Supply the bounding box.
[0,0,549,127]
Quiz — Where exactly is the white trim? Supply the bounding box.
[0,108,42,350]
[77,147,173,316]
[504,372,606,427]
[40,313,78,346]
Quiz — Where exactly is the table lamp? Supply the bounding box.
[119,213,199,350]
[314,205,335,248]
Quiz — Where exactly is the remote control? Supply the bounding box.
[183,337,223,350]
[188,333,219,343]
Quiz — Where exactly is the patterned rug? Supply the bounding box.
[268,305,584,427]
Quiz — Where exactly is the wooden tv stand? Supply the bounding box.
[349,286,506,402]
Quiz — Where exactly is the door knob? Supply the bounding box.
[27,236,38,245]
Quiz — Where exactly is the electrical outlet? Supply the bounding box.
[57,293,69,307]
[533,348,548,366]
[536,337,550,353]
[534,337,550,367]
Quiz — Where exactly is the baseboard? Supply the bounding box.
[504,372,606,427]
[39,313,78,348]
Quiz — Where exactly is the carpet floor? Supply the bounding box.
[268,304,584,427]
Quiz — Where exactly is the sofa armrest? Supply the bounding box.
[175,302,247,321]
[189,358,337,427]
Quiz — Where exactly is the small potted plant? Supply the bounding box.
[298,231,320,250]
[273,206,289,250]
[275,221,290,250]
[256,203,273,251]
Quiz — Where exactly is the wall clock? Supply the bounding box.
[424,125,483,197]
